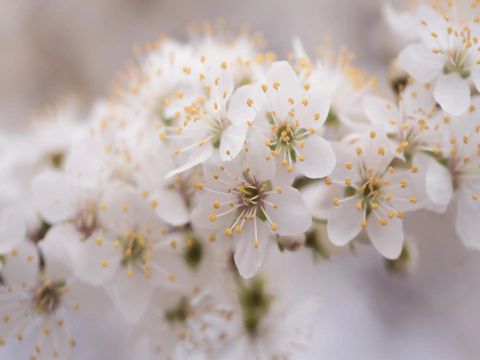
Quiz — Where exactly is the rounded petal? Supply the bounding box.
[266,187,312,236]
[154,189,190,226]
[295,87,331,128]
[166,143,213,179]
[296,135,336,179]
[363,95,399,133]
[265,61,302,118]
[0,205,26,253]
[456,191,480,250]
[326,197,363,246]
[2,240,39,287]
[112,271,153,323]
[219,122,247,161]
[425,157,453,212]
[32,170,76,223]
[65,279,112,318]
[99,183,152,234]
[397,43,443,82]
[433,73,470,116]
[366,214,403,259]
[74,232,122,285]
[227,84,265,126]
[473,68,480,92]
[234,220,269,279]
[245,130,275,180]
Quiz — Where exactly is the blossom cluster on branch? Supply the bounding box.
[0,1,480,358]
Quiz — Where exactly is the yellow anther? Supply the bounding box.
[271,223,278,231]
[409,197,417,203]
[212,201,221,209]
[100,260,109,268]
[370,130,376,139]
[345,177,352,186]
[195,182,205,190]
[325,177,332,185]
[208,214,217,222]
[332,197,340,206]
[400,180,407,188]
[225,228,232,236]
[345,162,353,170]
[254,240,260,249]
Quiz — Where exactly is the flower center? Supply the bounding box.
[165,297,192,324]
[444,48,471,78]
[33,281,66,315]
[276,123,295,146]
[234,176,272,211]
[121,231,147,267]
[209,116,231,148]
[238,277,274,336]
[75,206,99,239]
[183,235,203,270]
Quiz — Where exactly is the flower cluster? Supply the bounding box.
[1,2,480,357]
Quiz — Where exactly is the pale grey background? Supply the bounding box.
[1,0,479,359]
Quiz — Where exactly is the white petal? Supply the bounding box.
[265,61,302,119]
[245,130,275,180]
[266,187,312,236]
[166,143,213,179]
[366,214,403,259]
[234,220,269,279]
[2,240,39,287]
[397,43,443,82]
[153,189,190,226]
[296,135,336,179]
[294,87,331,128]
[219,122,247,161]
[99,183,153,235]
[360,127,395,173]
[326,197,363,246]
[363,95,399,133]
[32,170,75,223]
[227,84,265,127]
[425,156,453,212]
[74,232,121,285]
[433,73,471,116]
[456,190,480,250]
[473,68,480,92]
[38,235,75,282]
[0,205,26,253]
[65,279,112,318]
[65,135,107,187]
[112,271,153,323]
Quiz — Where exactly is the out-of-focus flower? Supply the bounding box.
[192,131,311,278]
[398,4,480,115]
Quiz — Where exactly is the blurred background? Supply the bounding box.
[1,0,479,359]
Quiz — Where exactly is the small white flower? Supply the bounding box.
[238,61,336,183]
[293,39,376,138]
[398,4,480,115]
[0,239,110,359]
[325,128,422,259]
[163,62,258,177]
[191,131,312,278]
[219,273,319,360]
[130,286,234,359]
[364,82,453,212]
[73,182,180,323]
[438,99,480,249]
